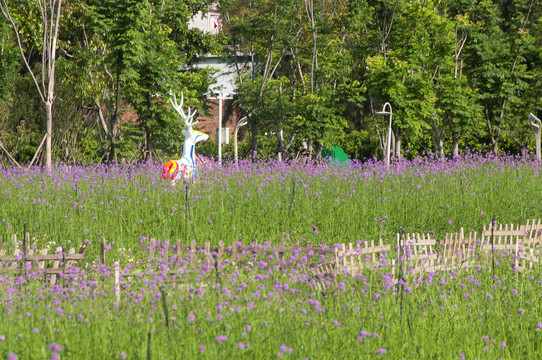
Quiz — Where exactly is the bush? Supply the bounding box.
[337,130,378,161]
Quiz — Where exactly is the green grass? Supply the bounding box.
[0,157,541,359]
[0,158,540,265]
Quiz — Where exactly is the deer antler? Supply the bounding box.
[169,93,198,128]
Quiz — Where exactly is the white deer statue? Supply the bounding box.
[162,93,209,185]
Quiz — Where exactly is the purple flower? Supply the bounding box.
[279,345,287,352]
[199,345,205,352]
[374,293,380,299]
[458,354,464,359]
[500,342,506,349]
[482,335,489,341]
[188,314,195,323]
[0,335,5,341]
[216,335,227,344]
[378,348,387,355]
[50,354,60,360]
[246,324,251,333]
[237,343,245,350]
[8,354,17,360]
[120,354,127,359]
[49,343,62,352]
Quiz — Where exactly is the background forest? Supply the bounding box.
[0,0,541,166]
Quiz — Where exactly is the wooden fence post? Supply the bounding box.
[50,247,62,286]
[11,234,17,250]
[190,239,196,266]
[218,240,224,263]
[149,238,156,260]
[279,240,285,261]
[38,249,48,269]
[205,241,211,265]
[232,241,238,264]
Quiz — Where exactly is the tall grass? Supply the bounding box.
[1,153,540,263]
[0,154,541,358]
[0,256,541,359]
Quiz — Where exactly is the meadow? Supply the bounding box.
[0,152,541,261]
[0,153,541,359]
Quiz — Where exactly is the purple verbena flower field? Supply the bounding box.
[0,153,541,358]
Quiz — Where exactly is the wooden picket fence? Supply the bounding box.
[132,218,542,278]
[0,233,106,286]
[2,219,542,297]
[335,239,392,274]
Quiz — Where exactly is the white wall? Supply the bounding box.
[188,7,221,35]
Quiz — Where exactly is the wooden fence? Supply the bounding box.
[0,233,106,286]
[2,219,541,295]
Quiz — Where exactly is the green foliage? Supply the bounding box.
[1,0,542,163]
[338,130,378,161]
[197,135,279,161]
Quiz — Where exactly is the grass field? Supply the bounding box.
[0,153,541,261]
[0,153,541,359]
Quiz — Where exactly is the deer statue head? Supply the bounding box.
[162,92,209,185]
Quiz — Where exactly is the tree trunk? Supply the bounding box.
[110,58,122,163]
[276,131,295,160]
[45,100,53,168]
[431,114,444,158]
[485,108,499,154]
[452,132,460,158]
[144,125,152,162]
[394,128,402,159]
[1,0,61,169]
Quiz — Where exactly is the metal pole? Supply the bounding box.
[386,104,392,167]
[529,113,541,160]
[377,102,393,167]
[218,93,223,165]
[278,129,284,162]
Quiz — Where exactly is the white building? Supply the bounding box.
[188,5,221,35]
[187,6,252,141]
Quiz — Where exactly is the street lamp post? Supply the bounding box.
[210,91,234,165]
[376,102,393,167]
[529,113,541,160]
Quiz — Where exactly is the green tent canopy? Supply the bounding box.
[321,144,350,165]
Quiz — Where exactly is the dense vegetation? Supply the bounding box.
[0,157,541,359]
[1,153,540,262]
[1,0,541,166]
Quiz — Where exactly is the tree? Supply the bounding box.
[1,0,62,168]
[62,0,218,162]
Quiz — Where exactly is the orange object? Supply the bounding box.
[162,160,179,180]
